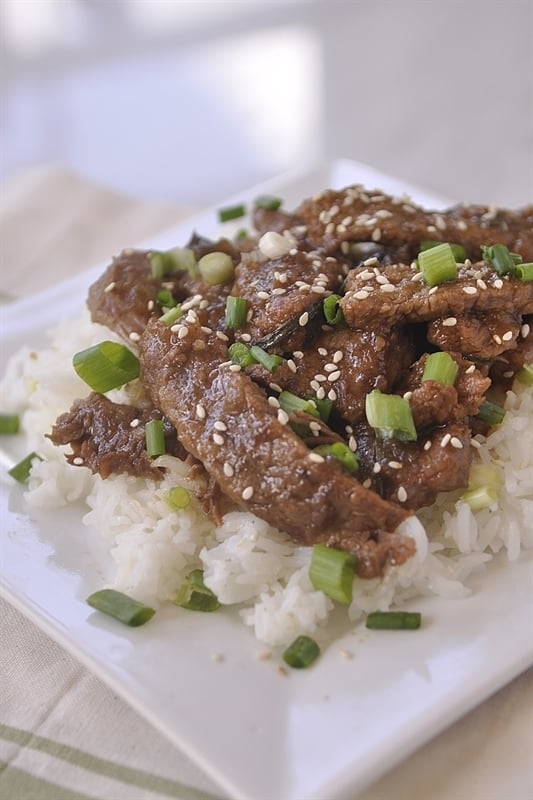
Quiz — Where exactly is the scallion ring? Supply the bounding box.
[323,294,345,326]
[314,442,359,474]
[173,569,220,612]
[422,351,459,386]
[417,242,458,286]
[145,419,166,458]
[365,611,421,630]
[282,635,320,669]
[225,296,249,329]
[0,413,20,434]
[87,589,155,627]
[309,544,356,604]
[198,252,235,285]
[218,203,246,223]
[73,341,140,393]
[249,345,284,373]
[365,390,417,442]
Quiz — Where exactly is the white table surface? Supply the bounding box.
[1,166,532,800]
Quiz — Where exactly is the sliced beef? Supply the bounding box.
[247,325,414,426]
[48,392,184,480]
[295,185,533,260]
[354,420,472,510]
[427,311,521,360]
[139,316,414,577]
[341,260,533,328]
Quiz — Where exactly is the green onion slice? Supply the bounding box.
[218,203,246,223]
[422,351,459,386]
[149,247,198,279]
[461,485,499,511]
[8,451,42,483]
[160,306,183,326]
[420,240,467,263]
[278,391,320,419]
[73,341,140,393]
[86,588,155,627]
[228,342,257,368]
[0,413,20,434]
[309,544,356,604]
[249,345,284,373]
[165,486,191,510]
[254,194,283,212]
[314,442,359,474]
[282,635,320,669]
[234,228,249,241]
[481,243,522,276]
[225,296,249,329]
[156,289,176,308]
[515,363,533,386]
[514,262,533,282]
[365,611,421,630]
[198,252,235,285]
[145,419,166,458]
[418,242,458,286]
[468,463,501,492]
[323,294,345,326]
[365,390,417,442]
[476,400,506,426]
[173,569,220,612]
[313,397,333,422]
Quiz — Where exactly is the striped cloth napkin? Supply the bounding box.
[1,166,532,800]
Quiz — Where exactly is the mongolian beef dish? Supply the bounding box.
[45,183,533,588]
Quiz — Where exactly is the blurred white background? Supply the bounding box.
[1,0,532,207]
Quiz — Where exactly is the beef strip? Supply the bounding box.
[48,392,184,479]
[246,325,414,426]
[490,316,533,381]
[139,316,414,577]
[295,185,533,260]
[427,311,521,360]
[354,420,472,510]
[341,260,533,328]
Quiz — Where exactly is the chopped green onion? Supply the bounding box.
[514,262,533,282]
[282,635,320,669]
[228,342,257,368]
[476,400,506,426]
[145,419,166,458]
[73,341,140,393]
[278,390,320,419]
[86,589,155,627]
[323,294,345,326]
[422,351,459,386]
[0,413,20,434]
[198,252,234,285]
[149,250,175,279]
[461,485,499,511]
[515,363,533,386]
[481,243,521,276]
[314,442,359,474]
[170,246,199,278]
[365,390,417,442]
[418,242,458,286]
[313,396,333,422]
[159,306,183,326]
[156,289,176,308]
[8,451,42,483]
[249,345,284,373]
[254,194,283,212]
[365,611,421,630]
[149,247,198,279]
[420,240,467,262]
[234,228,249,241]
[173,569,220,612]
[165,486,191,510]
[218,203,246,223]
[225,296,249,329]
[309,544,356,604]
[468,463,501,492]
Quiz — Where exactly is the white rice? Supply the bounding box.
[1,312,532,646]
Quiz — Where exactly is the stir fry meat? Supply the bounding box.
[51,183,533,578]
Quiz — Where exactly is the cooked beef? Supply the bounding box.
[490,316,533,381]
[354,420,471,510]
[231,248,347,349]
[295,185,533,260]
[139,316,413,577]
[247,325,414,426]
[427,311,521,360]
[48,392,184,479]
[252,207,303,236]
[341,260,533,328]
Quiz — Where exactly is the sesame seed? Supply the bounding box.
[309,420,321,432]
[269,383,282,393]
[310,380,320,392]
[104,281,116,293]
[450,437,463,449]
[214,420,227,431]
[213,433,225,445]
[440,433,451,448]
[428,286,439,295]
[373,462,381,474]
[424,440,432,450]
[314,373,327,382]
[403,390,413,400]
[388,461,403,470]
[223,462,234,477]
[311,285,326,294]
[493,334,502,345]
[229,364,242,372]
[241,333,252,342]
[298,312,309,326]
[502,330,514,342]
[442,317,457,327]
[354,290,370,300]
[201,326,213,334]
[255,650,272,661]
[333,350,343,363]
[129,418,140,428]
[363,257,379,267]
[216,331,229,341]
[398,486,408,503]
[308,452,325,463]
[371,227,382,242]
[328,370,341,382]
[348,436,357,452]
[327,389,337,401]
[177,326,189,338]
[129,331,141,342]
[241,486,254,500]
[147,300,155,311]
[318,347,328,356]
[293,350,304,359]
[477,278,487,290]
[287,359,297,373]
[465,364,476,374]
[73,456,85,465]
[362,478,372,488]
[521,323,530,338]
[268,396,280,408]
[196,403,206,419]
[339,648,353,659]
[503,370,514,378]
[462,286,478,295]
[324,363,337,373]
[272,287,287,296]
[494,278,504,289]
[379,283,396,293]
[257,291,270,300]
[316,387,326,399]
[277,409,289,425]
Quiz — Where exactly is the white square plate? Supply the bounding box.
[1,160,532,800]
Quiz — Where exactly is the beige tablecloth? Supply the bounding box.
[1,167,532,800]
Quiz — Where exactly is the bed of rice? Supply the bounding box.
[2,310,532,646]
